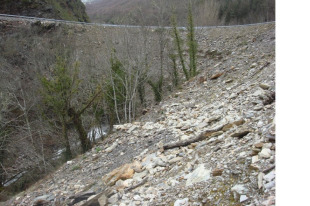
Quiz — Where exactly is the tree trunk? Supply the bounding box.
[62,120,72,160]
[68,108,92,153]
[0,148,6,189]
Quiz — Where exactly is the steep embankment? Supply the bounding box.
[6,22,275,206]
[0,0,89,22]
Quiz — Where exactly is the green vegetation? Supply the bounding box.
[71,165,82,171]
[40,57,100,159]
[218,0,274,24]
[137,72,147,107]
[104,50,127,127]
[0,0,89,22]
[40,57,76,160]
[148,77,163,103]
[171,14,189,81]
[187,3,198,77]
[171,4,199,82]
[169,53,179,87]
[95,147,101,153]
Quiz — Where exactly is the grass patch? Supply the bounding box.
[95,147,101,153]
[71,165,81,171]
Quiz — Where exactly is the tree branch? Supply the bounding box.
[77,89,102,116]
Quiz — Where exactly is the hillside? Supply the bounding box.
[85,0,275,26]
[2,21,275,205]
[0,0,89,22]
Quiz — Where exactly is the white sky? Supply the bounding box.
[81,0,96,3]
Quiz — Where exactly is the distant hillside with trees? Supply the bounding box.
[0,0,89,22]
[85,0,275,26]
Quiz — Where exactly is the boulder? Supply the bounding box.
[212,168,224,176]
[231,184,248,198]
[259,148,271,159]
[102,162,140,186]
[185,164,211,186]
[174,198,189,206]
[231,129,251,138]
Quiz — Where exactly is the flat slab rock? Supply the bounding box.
[185,164,211,186]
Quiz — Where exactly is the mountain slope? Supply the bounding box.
[5,22,275,205]
[0,0,89,22]
[85,0,275,26]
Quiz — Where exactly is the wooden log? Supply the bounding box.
[163,124,227,150]
[125,177,148,193]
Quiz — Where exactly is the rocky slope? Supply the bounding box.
[0,0,89,22]
[4,22,275,206]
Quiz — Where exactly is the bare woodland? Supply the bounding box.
[0,0,275,200]
[87,0,275,26]
[0,10,194,199]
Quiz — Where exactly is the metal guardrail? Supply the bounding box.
[0,13,275,29]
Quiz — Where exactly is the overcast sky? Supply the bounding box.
[81,0,95,3]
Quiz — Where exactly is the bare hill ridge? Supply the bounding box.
[3,21,275,205]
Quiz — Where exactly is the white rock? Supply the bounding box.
[127,125,138,133]
[133,170,148,182]
[174,198,189,206]
[108,194,119,204]
[239,151,247,158]
[169,179,179,187]
[262,143,272,149]
[185,164,211,186]
[250,63,258,68]
[259,83,270,90]
[240,195,248,203]
[264,180,275,190]
[169,157,183,164]
[145,187,158,195]
[123,179,134,187]
[133,195,142,201]
[105,142,118,153]
[142,122,155,130]
[231,184,248,195]
[259,148,271,159]
[252,155,259,164]
[252,89,265,97]
[264,170,275,182]
[262,196,275,206]
[145,193,156,200]
[229,93,238,99]
[98,194,108,206]
[257,121,264,127]
[180,135,191,141]
[141,153,157,167]
[258,172,264,189]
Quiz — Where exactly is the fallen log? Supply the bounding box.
[125,177,148,193]
[163,119,246,150]
[163,124,227,150]
[68,191,96,205]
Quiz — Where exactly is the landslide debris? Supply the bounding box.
[6,22,275,206]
